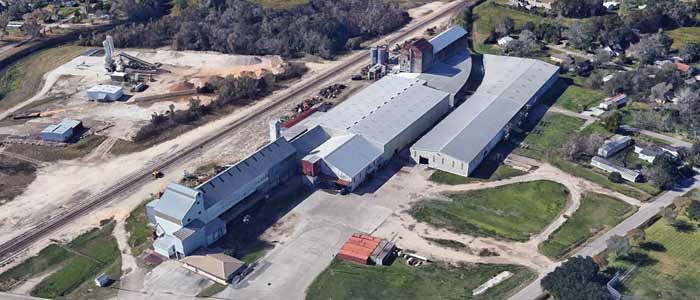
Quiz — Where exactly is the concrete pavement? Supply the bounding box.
[509,175,700,300]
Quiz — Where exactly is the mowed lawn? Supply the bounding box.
[306,259,536,300]
[539,193,636,259]
[412,180,569,241]
[0,221,121,299]
[514,113,584,161]
[618,216,700,299]
[555,84,606,112]
[666,27,700,50]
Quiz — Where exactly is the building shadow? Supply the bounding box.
[353,155,411,195]
[485,75,570,165]
[213,177,314,260]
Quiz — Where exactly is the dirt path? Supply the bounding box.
[9,268,56,295]
[374,153,645,275]
[83,136,118,162]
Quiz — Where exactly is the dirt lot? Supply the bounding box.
[0,49,286,142]
[0,155,37,205]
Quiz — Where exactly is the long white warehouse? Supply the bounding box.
[411,55,559,176]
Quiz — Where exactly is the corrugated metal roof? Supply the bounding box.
[155,183,201,223]
[306,134,383,180]
[412,55,559,164]
[313,75,450,150]
[429,25,468,55]
[417,49,472,97]
[196,138,296,209]
[87,84,123,93]
[41,119,81,135]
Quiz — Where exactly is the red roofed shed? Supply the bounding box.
[676,62,690,73]
[337,233,382,265]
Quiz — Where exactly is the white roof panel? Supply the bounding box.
[429,25,468,55]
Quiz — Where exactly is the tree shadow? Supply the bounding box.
[672,220,696,233]
[619,252,658,267]
[639,241,666,252]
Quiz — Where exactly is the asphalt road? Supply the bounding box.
[509,175,700,300]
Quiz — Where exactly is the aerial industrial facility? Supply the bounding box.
[146,25,560,260]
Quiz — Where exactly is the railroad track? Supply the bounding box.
[0,0,470,266]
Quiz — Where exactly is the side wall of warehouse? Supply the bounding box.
[380,93,451,162]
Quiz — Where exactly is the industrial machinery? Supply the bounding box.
[103,35,160,73]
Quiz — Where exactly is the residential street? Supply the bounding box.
[510,175,700,300]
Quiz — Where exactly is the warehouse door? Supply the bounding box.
[419,156,429,164]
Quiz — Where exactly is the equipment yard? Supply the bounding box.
[0,49,286,141]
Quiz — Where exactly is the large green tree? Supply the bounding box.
[542,256,612,300]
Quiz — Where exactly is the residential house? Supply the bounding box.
[597,135,632,158]
[591,156,641,182]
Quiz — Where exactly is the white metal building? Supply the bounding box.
[410,55,560,177]
[591,156,641,182]
[87,84,124,102]
[597,135,632,158]
[40,119,82,142]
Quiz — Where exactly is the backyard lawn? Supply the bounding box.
[306,259,535,300]
[429,165,526,185]
[611,214,700,299]
[411,180,569,241]
[514,113,584,161]
[539,193,636,259]
[555,84,606,112]
[666,27,700,50]
[472,0,545,54]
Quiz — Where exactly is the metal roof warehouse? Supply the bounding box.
[411,55,560,176]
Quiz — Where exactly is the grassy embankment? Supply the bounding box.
[429,165,526,185]
[125,199,154,257]
[306,259,536,300]
[0,45,86,114]
[0,221,121,299]
[412,180,568,241]
[539,193,636,259]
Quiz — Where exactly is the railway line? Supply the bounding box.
[0,0,470,267]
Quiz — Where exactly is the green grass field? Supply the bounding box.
[539,193,636,259]
[472,0,545,54]
[306,259,536,300]
[550,158,654,201]
[612,214,700,299]
[125,199,154,257]
[515,113,585,161]
[555,84,606,112]
[0,221,121,298]
[666,27,700,50]
[412,180,569,241]
[0,45,86,114]
[429,165,526,185]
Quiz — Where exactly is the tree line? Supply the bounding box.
[80,0,409,59]
[134,63,307,142]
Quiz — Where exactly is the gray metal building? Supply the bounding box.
[411,55,560,176]
[40,119,82,142]
[290,75,451,190]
